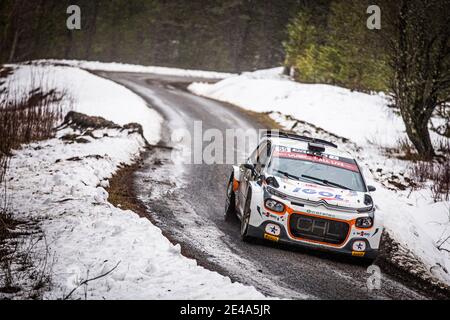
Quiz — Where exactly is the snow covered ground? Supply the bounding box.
[3,64,163,144]
[35,59,235,80]
[189,68,450,288]
[0,64,264,299]
[3,124,263,299]
[189,67,446,148]
[2,61,448,298]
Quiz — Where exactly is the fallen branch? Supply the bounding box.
[63,261,121,300]
[437,235,450,252]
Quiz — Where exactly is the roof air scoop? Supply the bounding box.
[308,142,325,153]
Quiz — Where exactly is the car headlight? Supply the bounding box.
[358,194,375,213]
[356,217,373,228]
[265,199,285,213]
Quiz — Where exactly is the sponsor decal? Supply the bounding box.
[371,228,379,238]
[265,223,281,236]
[352,241,366,252]
[353,230,371,237]
[262,210,285,222]
[303,183,334,190]
[273,149,359,172]
[319,196,346,202]
[257,206,263,218]
[305,209,336,219]
[291,187,349,203]
[352,251,365,257]
[264,233,279,242]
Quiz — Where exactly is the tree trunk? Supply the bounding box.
[64,30,73,59]
[8,29,19,62]
[31,0,46,57]
[84,1,100,59]
[403,114,435,160]
[393,0,437,160]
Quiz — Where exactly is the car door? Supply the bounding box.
[255,140,271,174]
[238,141,269,214]
[237,147,258,215]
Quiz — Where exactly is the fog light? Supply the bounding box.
[265,199,285,213]
[352,241,366,252]
[265,223,281,236]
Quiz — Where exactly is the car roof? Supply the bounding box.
[266,136,355,160]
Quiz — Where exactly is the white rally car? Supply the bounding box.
[225,131,382,260]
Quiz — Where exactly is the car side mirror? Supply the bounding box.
[257,174,265,186]
[265,176,280,188]
[368,185,376,192]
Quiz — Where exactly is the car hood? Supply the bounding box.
[274,177,367,209]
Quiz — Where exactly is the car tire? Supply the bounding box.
[224,173,236,221]
[240,190,252,242]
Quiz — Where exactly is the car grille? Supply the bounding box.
[289,214,350,245]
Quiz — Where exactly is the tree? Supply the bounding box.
[326,0,388,92]
[284,0,449,159]
[0,0,308,72]
[385,0,450,159]
[283,0,388,92]
[284,9,322,80]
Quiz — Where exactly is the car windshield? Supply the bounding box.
[268,148,366,192]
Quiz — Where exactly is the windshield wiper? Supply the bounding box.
[301,174,351,190]
[274,169,302,181]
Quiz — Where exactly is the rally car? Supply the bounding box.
[225,131,382,260]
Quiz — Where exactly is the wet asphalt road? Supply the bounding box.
[100,71,429,300]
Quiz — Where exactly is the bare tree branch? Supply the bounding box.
[63,261,121,300]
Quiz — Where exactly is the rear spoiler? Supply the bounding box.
[262,130,338,149]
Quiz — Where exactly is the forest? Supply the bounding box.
[0,0,311,72]
[0,0,448,158]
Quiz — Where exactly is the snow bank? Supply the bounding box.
[3,124,263,299]
[1,64,264,299]
[3,64,162,144]
[38,59,235,80]
[189,68,406,148]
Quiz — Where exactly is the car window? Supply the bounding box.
[268,147,366,192]
[247,147,258,165]
[257,142,270,169]
[248,141,269,166]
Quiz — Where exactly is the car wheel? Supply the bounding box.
[240,191,252,242]
[224,173,236,221]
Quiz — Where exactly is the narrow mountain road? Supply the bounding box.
[100,71,429,300]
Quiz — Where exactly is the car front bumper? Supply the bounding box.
[246,221,379,260]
